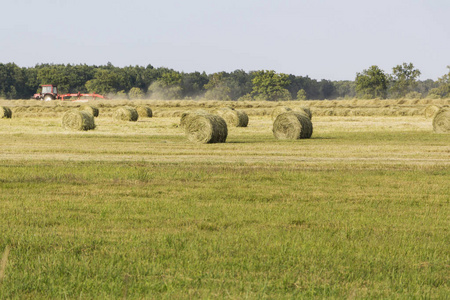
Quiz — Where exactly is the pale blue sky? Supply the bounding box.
[1,0,449,80]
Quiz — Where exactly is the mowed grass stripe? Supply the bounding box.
[1,130,449,165]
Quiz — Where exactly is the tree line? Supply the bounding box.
[0,62,449,100]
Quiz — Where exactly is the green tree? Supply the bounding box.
[389,63,421,98]
[0,63,28,99]
[148,71,182,99]
[296,89,307,100]
[415,79,438,97]
[181,71,209,98]
[319,79,336,99]
[85,69,121,95]
[355,65,388,99]
[37,65,71,93]
[334,80,356,99]
[286,75,323,100]
[228,69,253,100]
[427,66,450,98]
[128,87,144,99]
[204,72,231,100]
[251,70,291,101]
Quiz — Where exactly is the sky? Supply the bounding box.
[1,0,449,81]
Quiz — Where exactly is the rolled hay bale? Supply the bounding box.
[180,109,209,129]
[0,106,12,119]
[273,111,313,140]
[236,110,249,127]
[292,106,312,119]
[432,108,450,133]
[184,113,228,144]
[112,106,139,122]
[136,105,153,118]
[271,106,292,121]
[80,105,99,117]
[214,107,249,127]
[424,105,441,118]
[61,109,95,131]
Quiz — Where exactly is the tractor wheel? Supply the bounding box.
[43,95,54,101]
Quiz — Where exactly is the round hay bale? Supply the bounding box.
[112,106,139,122]
[273,111,313,140]
[136,105,153,118]
[237,110,249,127]
[271,106,292,121]
[432,108,450,133]
[184,113,228,144]
[293,106,312,119]
[180,110,209,129]
[0,106,12,119]
[61,110,95,131]
[292,106,312,119]
[424,105,441,118]
[214,107,249,127]
[80,105,99,117]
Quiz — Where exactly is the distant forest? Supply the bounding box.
[0,62,449,100]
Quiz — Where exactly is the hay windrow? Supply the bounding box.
[432,108,450,133]
[0,106,12,118]
[61,109,95,131]
[214,107,249,127]
[112,106,139,122]
[136,106,153,118]
[271,106,292,121]
[184,113,228,143]
[424,105,441,118]
[80,105,99,117]
[273,111,313,140]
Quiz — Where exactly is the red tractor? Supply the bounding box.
[33,84,60,101]
[32,84,106,101]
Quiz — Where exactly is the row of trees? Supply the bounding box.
[0,62,449,100]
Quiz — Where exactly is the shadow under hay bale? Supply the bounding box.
[184,113,228,144]
[0,106,12,119]
[432,108,450,133]
[271,106,292,121]
[214,107,249,127]
[273,111,313,140]
[80,105,99,117]
[61,110,95,131]
[136,106,153,118]
[112,106,139,122]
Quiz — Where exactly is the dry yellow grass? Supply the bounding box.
[2,98,449,119]
[0,113,448,168]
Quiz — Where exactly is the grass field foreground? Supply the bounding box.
[0,106,449,298]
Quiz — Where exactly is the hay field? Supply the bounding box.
[0,99,449,298]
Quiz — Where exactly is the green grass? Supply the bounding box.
[0,115,449,298]
[0,161,448,299]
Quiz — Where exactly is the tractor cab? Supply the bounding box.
[42,85,57,95]
[32,84,59,101]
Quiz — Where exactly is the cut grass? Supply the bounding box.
[0,114,449,298]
